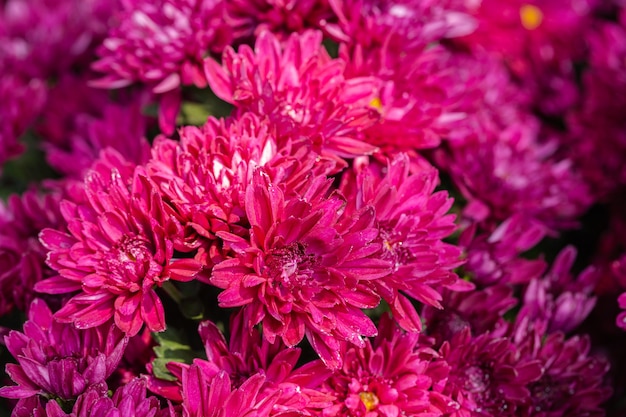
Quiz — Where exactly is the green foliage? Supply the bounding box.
[151,327,205,381]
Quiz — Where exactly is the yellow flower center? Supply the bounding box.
[520,4,543,30]
[359,391,380,411]
[369,97,383,111]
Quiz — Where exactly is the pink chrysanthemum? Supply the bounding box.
[26,378,175,417]
[224,0,334,42]
[458,215,547,287]
[205,29,380,163]
[181,367,285,417]
[36,76,151,180]
[0,190,64,317]
[147,113,337,256]
[92,0,231,133]
[316,314,456,417]
[211,167,391,368]
[329,0,476,151]
[510,315,612,416]
[422,285,517,344]
[523,246,598,334]
[440,328,542,417]
[339,153,466,332]
[0,0,117,79]
[0,75,46,170]
[0,299,127,409]
[36,151,201,336]
[152,311,332,414]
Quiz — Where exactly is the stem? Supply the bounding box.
[161,281,183,304]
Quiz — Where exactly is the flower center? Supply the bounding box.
[464,365,490,393]
[520,4,543,30]
[359,391,380,412]
[103,235,158,287]
[266,242,317,288]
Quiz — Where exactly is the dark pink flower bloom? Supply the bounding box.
[152,311,332,414]
[36,76,151,180]
[224,0,334,42]
[329,0,476,151]
[566,18,626,198]
[0,299,127,408]
[92,0,231,134]
[147,113,337,256]
[205,30,380,162]
[440,328,542,417]
[458,215,547,287]
[523,246,598,333]
[36,152,201,336]
[181,367,285,417]
[459,0,593,76]
[211,167,391,368]
[0,190,65,316]
[0,0,117,79]
[340,153,466,332]
[0,75,46,170]
[37,378,175,417]
[510,315,612,417]
[422,285,517,344]
[317,314,457,417]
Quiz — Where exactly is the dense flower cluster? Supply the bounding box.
[2,0,625,416]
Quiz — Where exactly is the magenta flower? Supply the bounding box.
[0,0,117,79]
[329,0,476,151]
[205,30,380,161]
[181,367,284,417]
[0,299,127,409]
[147,113,337,256]
[317,314,456,417]
[510,315,612,416]
[211,167,391,368]
[422,285,517,344]
[151,311,332,414]
[36,152,201,336]
[0,75,46,170]
[340,153,466,332]
[0,190,64,317]
[458,215,547,287]
[92,0,231,133]
[36,76,151,180]
[523,246,598,333]
[224,0,334,42]
[36,378,174,417]
[440,328,542,417]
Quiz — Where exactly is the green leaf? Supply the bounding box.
[151,327,204,381]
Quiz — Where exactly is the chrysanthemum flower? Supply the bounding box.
[36,151,201,336]
[0,299,127,409]
[422,285,517,344]
[458,215,547,287]
[440,328,542,417]
[566,17,626,199]
[224,0,334,42]
[92,0,231,133]
[0,0,116,80]
[210,167,391,368]
[205,29,380,162]
[523,246,598,334]
[329,0,476,151]
[32,378,175,417]
[152,311,332,414]
[510,315,612,416]
[181,367,285,417]
[0,75,46,170]
[147,113,336,256]
[36,76,151,180]
[0,190,64,317]
[317,314,456,417]
[340,153,465,332]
